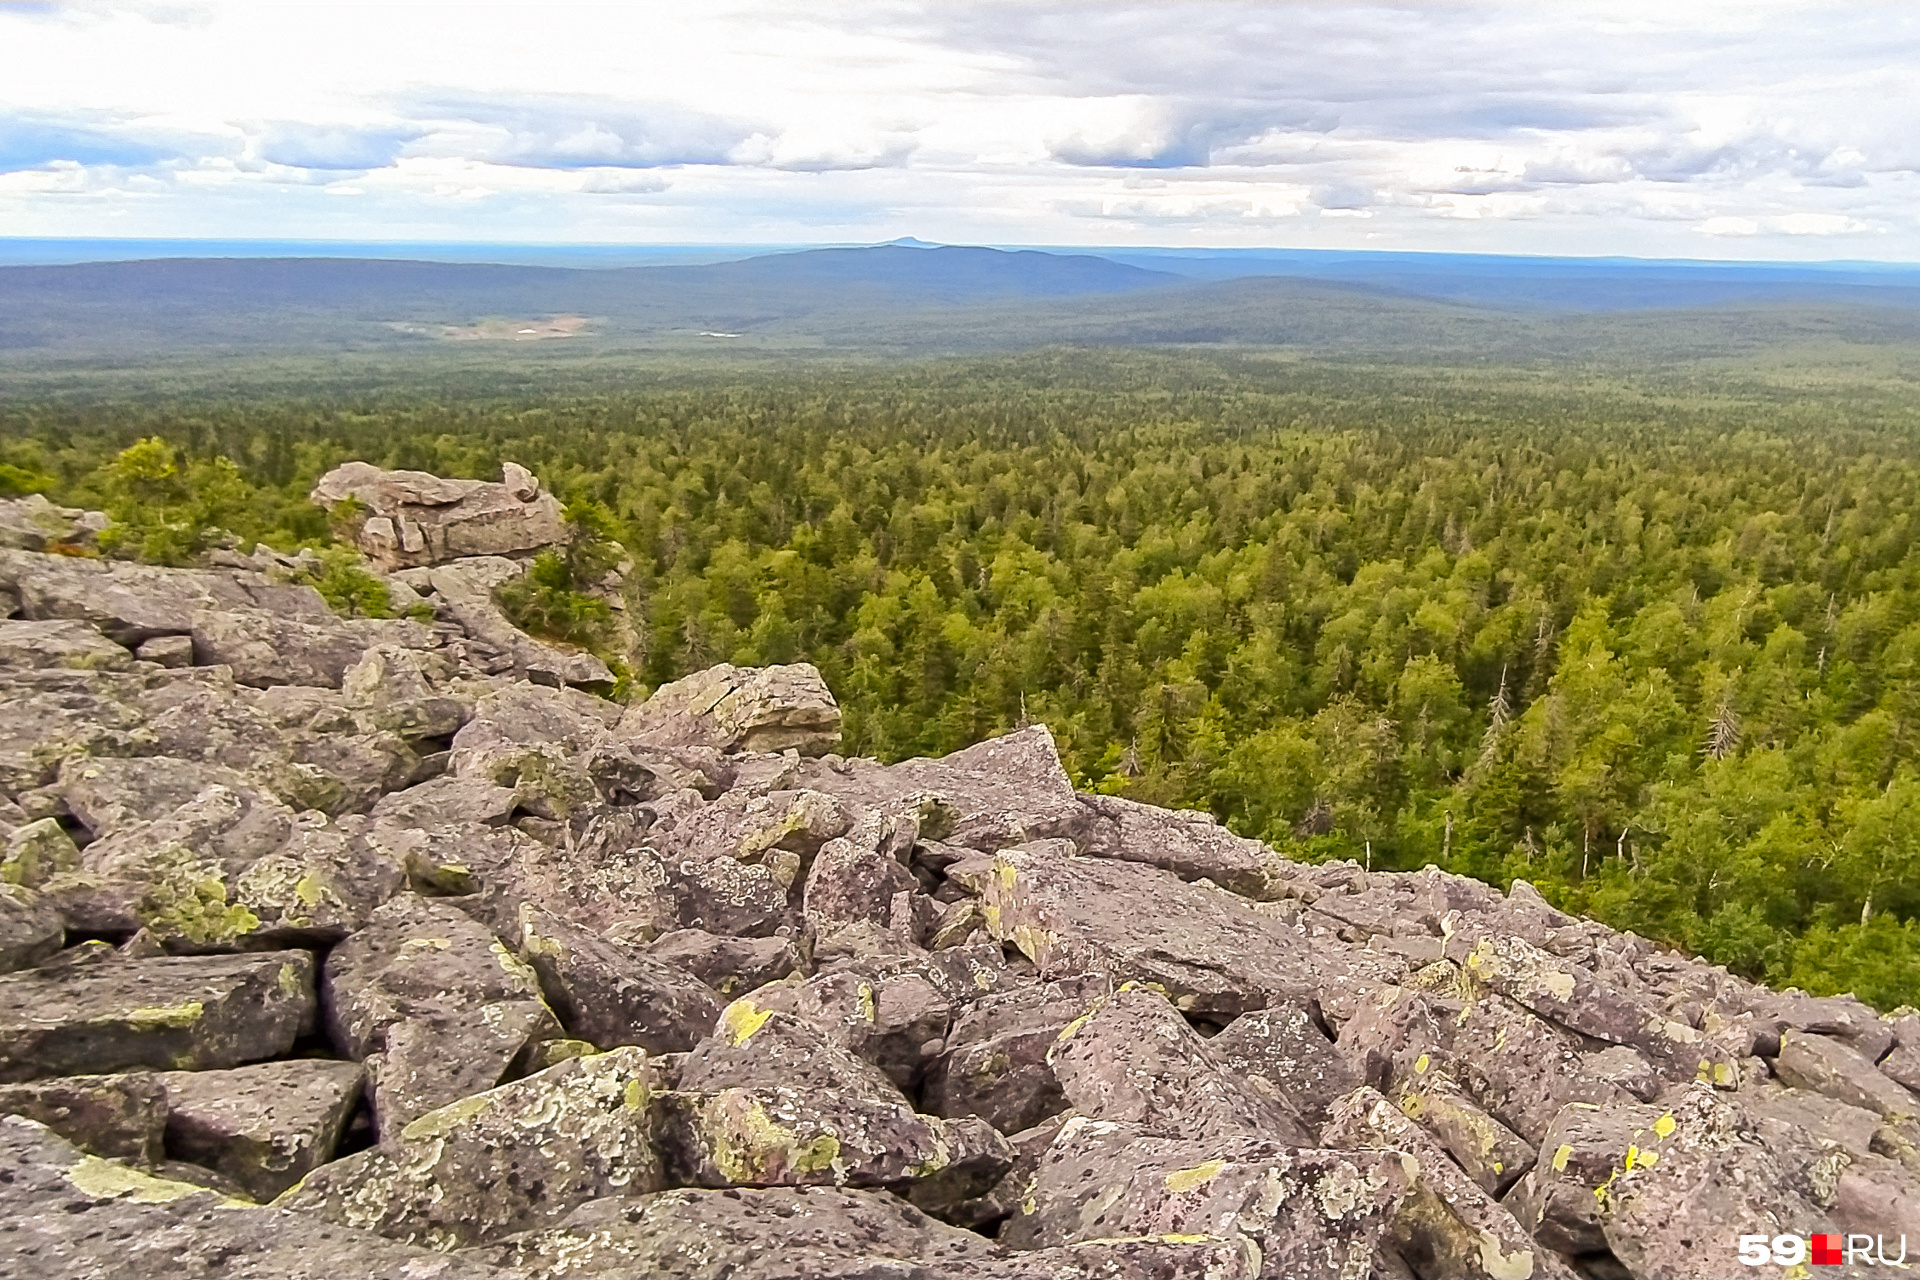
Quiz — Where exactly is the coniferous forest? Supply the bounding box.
[10,345,1920,1006]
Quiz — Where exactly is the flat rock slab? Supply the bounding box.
[469,1185,1001,1279]
[1000,1116,1410,1280]
[0,1115,514,1280]
[278,1047,663,1249]
[977,844,1324,1016]
[0,1071,168,1162]
[0,950,316,1083]
[0,548,332,646]
[1049,983,1306,1142]
[159,1059,364,1202]
[0,883,63,973]
[619,662,841,756]
[0,619,132,672]
[321,892,547,1058]
[660,1084,1011,1191]
[515,902,721,1054]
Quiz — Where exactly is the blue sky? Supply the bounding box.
[3,1,1918,259]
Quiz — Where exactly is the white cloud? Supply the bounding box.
[0,1,1914,256]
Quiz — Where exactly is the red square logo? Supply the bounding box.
[1811,1235,1844,1266]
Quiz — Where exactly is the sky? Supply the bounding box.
[3,0,1918,260]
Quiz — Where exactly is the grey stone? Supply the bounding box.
[1324,1086,1580,1280]
[189,609,431,690]
[469,1185,1001,1279]
[364,1000,560,1142]
[1773,1030,1918,1118]
[513,902,722,1053]
[0,1115,516,1279]
[0,1071,168,1162]
[277,1047,664,1249]
[620,662,841,756]
[644,928,799,996]
[1000,1116,1410,1280]
[134,634,195,668]
[0,619,132,672]
[158,1059,363,1201]
[0,883,62,972]
[310,460,567,570]
[1048,983,1307,1142]
[0,950,316,1082]
[1207,1000,1359,1130]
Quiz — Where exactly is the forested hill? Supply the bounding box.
[8,348,1920,1006]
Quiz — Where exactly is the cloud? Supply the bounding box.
[253,122,419,171]
[578,168,671,194]
[398,91,762,170]
[0,115,184,171]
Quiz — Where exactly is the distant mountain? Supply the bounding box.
[5,239,1920,367]
[0,244,1181,358]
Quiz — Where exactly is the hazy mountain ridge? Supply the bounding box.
[5,241,1920,365]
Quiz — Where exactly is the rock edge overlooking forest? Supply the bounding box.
[3,469,1920,1279]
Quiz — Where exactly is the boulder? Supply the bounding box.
[0,548,331,646]
[279,1047,664,1248]
[1773,1029,1918,1118]
[0,950,316,1082]
[922,977,1104,1134]
[0,619,132,672]
[803,812,922,934]
[469,1185,1001,1279]
[422,558,614,688]
[1047,983,1308,1142]
[1076,791,1276,896]
[0,493,107,551]
[189,610,431,690]
[1324,1087,1579,1280]
[1207,1000,1360,1130]
[679,998,907,1101]
[749,967,952,1091]
[0,1071,169,1162]
[795,725,1085,850]
[0,1115,516,1279]
[1592,1085,1850,1280]
[0,882,62,972]
[512,902,722,1053]
[658,1084,1012,1192]
[320,892,547,1058]
[974,843,1323,1016]
[644,928,800,996]
[364,1000,560,1141]
[1393,1067,1535,1197]
[157,1059,363,1201]
[621,662,842,756]
[310,461,568,570]
[1000,1116,1410,1279]
[3,816,83,888]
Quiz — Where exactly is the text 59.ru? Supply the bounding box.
[1740,1234,1908,1267]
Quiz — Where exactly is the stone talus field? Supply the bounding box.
[3,475,1919,1279]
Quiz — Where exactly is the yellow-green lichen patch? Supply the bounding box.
[276,963,304,997]
[293,871,326,908]
[623,1078,650,1112]
[127,1001,204,1031]
[1476,1233,1537,1280]
[706,1096,840,1185]
[139,871,262,946]
[67,1156,207,1204]
[720,999,775,1047]
[1652,1113,1676,1138]
[1551,1144,1573,1172]
[1414,1053,1431,1075]
[401,1092,497,1141]
[1164,1158,1228,1194]
[491,940,543,988]
[856,983,876,1024]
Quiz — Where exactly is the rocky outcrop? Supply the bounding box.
[7,527,1920,1280]
[311,461,567,571]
